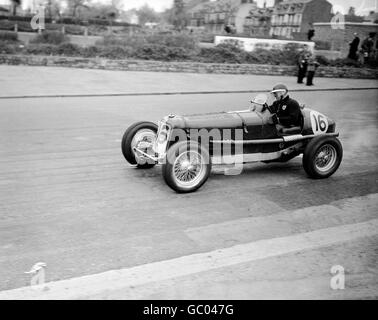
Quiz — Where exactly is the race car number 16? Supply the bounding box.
[310,111,328,135]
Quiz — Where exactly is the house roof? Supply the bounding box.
[246,7,274,18]
[188,0,241,14]
[273,0,313,14]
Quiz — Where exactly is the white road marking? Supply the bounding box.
[0,219,377,300]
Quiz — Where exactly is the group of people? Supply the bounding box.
[348,33,376,64]
[296,50,320,86]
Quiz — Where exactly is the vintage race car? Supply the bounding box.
[121,94,343,193]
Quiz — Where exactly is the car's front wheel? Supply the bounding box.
[121,121,158,169]
[303,136,343,178]
[162,141,211,193]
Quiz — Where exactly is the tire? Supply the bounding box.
[121,121,158,169]
[162,141,211,193]
[303,136,343,179]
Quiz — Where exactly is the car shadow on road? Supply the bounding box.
[211,159,303,178]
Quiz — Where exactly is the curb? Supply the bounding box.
[0,87,377,100]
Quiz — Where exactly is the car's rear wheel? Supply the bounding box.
[121,121,158,169]
[162,141,211,193]
[303,136,342,178]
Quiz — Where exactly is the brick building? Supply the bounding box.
[189,0,257,34]
[270,0,332,39]
[313,22,378,57]
[243,6,274,37]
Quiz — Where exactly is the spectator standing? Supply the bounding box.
[306,57,320,86]
[357,48,365,64]
[348,33,360,60]
[297,51,310,84]
[361,34,375,64]
[307,24,315,41]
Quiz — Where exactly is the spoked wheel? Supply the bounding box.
[162,141,211,193]
[303,136,343,179]
[121,121,158,168]
[314,144,337,173]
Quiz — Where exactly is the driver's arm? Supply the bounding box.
[267,101,279,124]
[269,101,278,114]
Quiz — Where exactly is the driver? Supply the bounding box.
[270,84,301,130]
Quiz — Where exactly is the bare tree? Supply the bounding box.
[136,4,160,26]
[11,0,21,16]
[173,0,186,29]
[67,0,91,18]
[348,6,356,16]
[45,0,65,20]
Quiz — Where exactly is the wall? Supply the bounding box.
[16,31,103,47]
[215,35,315,52]
[0,54,377,79]
[314,49,343,60]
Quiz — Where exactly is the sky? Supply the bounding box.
[0,0,375,15]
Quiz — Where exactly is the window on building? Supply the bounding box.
[289,14,295,24]
[287,28,292,38]
[297,14,302,25]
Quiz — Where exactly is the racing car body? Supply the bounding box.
[122,94,343,193]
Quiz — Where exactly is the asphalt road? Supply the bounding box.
[0,88,377,299]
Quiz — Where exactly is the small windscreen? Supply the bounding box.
[250,94,268,113]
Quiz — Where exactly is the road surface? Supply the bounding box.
[0,67,377,299]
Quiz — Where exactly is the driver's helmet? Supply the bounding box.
[271,84,288,94]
